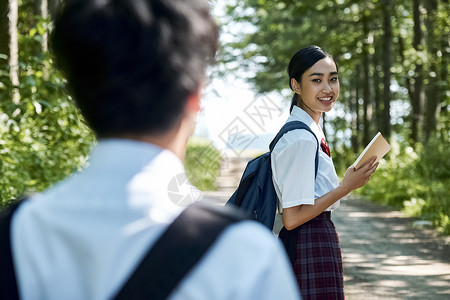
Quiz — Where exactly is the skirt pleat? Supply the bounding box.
[279,211,344,300]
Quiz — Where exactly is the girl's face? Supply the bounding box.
[293,57,339,123]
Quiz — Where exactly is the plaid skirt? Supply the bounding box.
[278,211,344,300]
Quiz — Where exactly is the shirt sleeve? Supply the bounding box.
[271,131,317,209]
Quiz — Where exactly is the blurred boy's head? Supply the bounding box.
[51,0,218,137]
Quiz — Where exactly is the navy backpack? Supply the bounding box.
[226,121,319,230]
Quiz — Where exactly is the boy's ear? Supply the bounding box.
[186,89,201,113]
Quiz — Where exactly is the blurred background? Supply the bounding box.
[0,0,448,234]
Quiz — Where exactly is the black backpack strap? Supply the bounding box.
[269,120,319,178]
[0,198,27,300]
[114,200,248,300]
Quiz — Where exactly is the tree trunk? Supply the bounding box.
[31,0,48,52]
[398,33,420,145]
[423,0,440,143]
[440,9,449,133]
[34,0,50,78]
[382,0,392,139]
[362,18,372,146]
[41,0,48,53]
[438,0,448,138]
[352,65,362,152]
[9,0,19,104]
[351,75,360,154]
[373,42,383,133]
[411,0,424,145]
[0,0,10,70]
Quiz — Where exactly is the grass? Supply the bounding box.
[184,138,222,191]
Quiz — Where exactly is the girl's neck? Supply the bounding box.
[297,103,322,124]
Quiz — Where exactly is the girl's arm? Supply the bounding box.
[282,156,379,230]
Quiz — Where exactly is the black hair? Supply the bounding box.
[51,0,218,137]
[287,45,336,113]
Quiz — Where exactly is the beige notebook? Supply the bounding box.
[353,132,391,169]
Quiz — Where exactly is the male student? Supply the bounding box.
[6,0,301,299]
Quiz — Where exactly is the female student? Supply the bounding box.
[271,45,378,299]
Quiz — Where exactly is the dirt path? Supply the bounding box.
[204,153,450,299]
[333,197,450,299]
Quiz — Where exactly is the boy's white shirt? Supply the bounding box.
[12,139,301,300]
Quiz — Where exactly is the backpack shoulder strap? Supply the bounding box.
[269,120,319,178]
[114,200,248,300]
[0,198,27,300]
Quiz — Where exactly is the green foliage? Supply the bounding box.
[0,18,95,206]
[331,143,355,177]
[184,139,222,191]
[358,137,450,234]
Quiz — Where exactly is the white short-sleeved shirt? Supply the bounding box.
[271,106,340,212]
[12,139,301,300]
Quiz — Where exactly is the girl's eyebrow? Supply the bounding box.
[309,71,339,77]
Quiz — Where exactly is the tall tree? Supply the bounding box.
[382,0,392,139]
[8,0,19,104]
[423,0,440,142]
[362,16,372,146]
[439,0,449,138]
[351,66,361,153]
[0,0,10,70]
[372,39,383,133]
[33,0,50,78]
[33,0,49,52]
[410,0,425,144]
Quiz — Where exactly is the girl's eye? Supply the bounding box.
[331,77,338,82]
[312,79,321,83]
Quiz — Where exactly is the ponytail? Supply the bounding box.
[289,94,298,113]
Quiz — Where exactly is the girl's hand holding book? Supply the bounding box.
[340,156,379,193]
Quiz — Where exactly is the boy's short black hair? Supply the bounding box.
[51,0,218,137]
